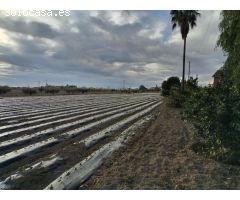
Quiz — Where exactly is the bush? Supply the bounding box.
[38,86,45,94]
[186,77,198,90]
[63,86,88,94]
[183,84,240,162]
[22,87,37,95]
[180,11,240,163]
[45,86,60,95]
[78,87,88,94]
[139,85,147,92]
[0,86,11,95]
[168,88,188,108]
[64,85,77,94]
[166,76,197,108]
[161,77,181,96]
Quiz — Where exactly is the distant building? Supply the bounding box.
[212,69,222,87]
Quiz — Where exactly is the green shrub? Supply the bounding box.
[183,84,240,161]
[0,86,11,95]
[186,77,198,90]
[38,86,45,94]
[167,76,198,108]
[64,86,88,94]
[45,86,60,94]
[168,87,188,108]
[64,85,78,94]
[22,87,37,95]
[139,85,148,92]
[161,77,181,96]
[179,11,240,163]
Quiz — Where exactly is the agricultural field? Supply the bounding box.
[0,93,162,189]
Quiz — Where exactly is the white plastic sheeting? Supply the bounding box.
[83,102,162,148]
[0,100,157,164]
[0,138,59,165]
[44,114,154,190]
[0,93,162,190]
[0,99,154,138]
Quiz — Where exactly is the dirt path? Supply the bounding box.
[80,100,240,189]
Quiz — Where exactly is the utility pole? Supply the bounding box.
[188,61,191,80]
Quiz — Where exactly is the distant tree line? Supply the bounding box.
[0,84,161,96]
[0,86,11,95]
[22,85,88,96]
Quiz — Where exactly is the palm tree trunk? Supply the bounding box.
[182,37,186,91]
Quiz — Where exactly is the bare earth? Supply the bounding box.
[80,100,240,189]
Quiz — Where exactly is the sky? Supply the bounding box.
[0,10,226,88]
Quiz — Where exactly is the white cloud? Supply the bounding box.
[0,10,225,87]
[138,21,167,39]
[0,62,17,76]
[165,10,225,84]
[0,28,18,49]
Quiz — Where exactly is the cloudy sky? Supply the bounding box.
[0,10,225,88]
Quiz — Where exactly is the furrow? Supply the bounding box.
[44,113,155,189]
[82,101,162,148]
[0,100,158,166]
[0,98,154,139]
[0,97,148,132]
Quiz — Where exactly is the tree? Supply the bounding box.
[45,86,60,95]
[182,11,240,161]
[186,76,198,90]
[22,87,37,96]
[217,11,240,89]
[38,86,45,94]
[161,76,181,96]
[170,10,200,91]
[139,85,147,92]
[0,86,11,95]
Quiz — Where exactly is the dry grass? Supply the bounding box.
[80,100,240,189]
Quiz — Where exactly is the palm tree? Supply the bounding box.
[170,10,200,91]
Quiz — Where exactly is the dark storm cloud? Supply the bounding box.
[0,11,225,87]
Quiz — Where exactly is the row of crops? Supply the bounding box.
[0,93,162,189]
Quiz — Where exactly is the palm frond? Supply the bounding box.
[172,23,177,30]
